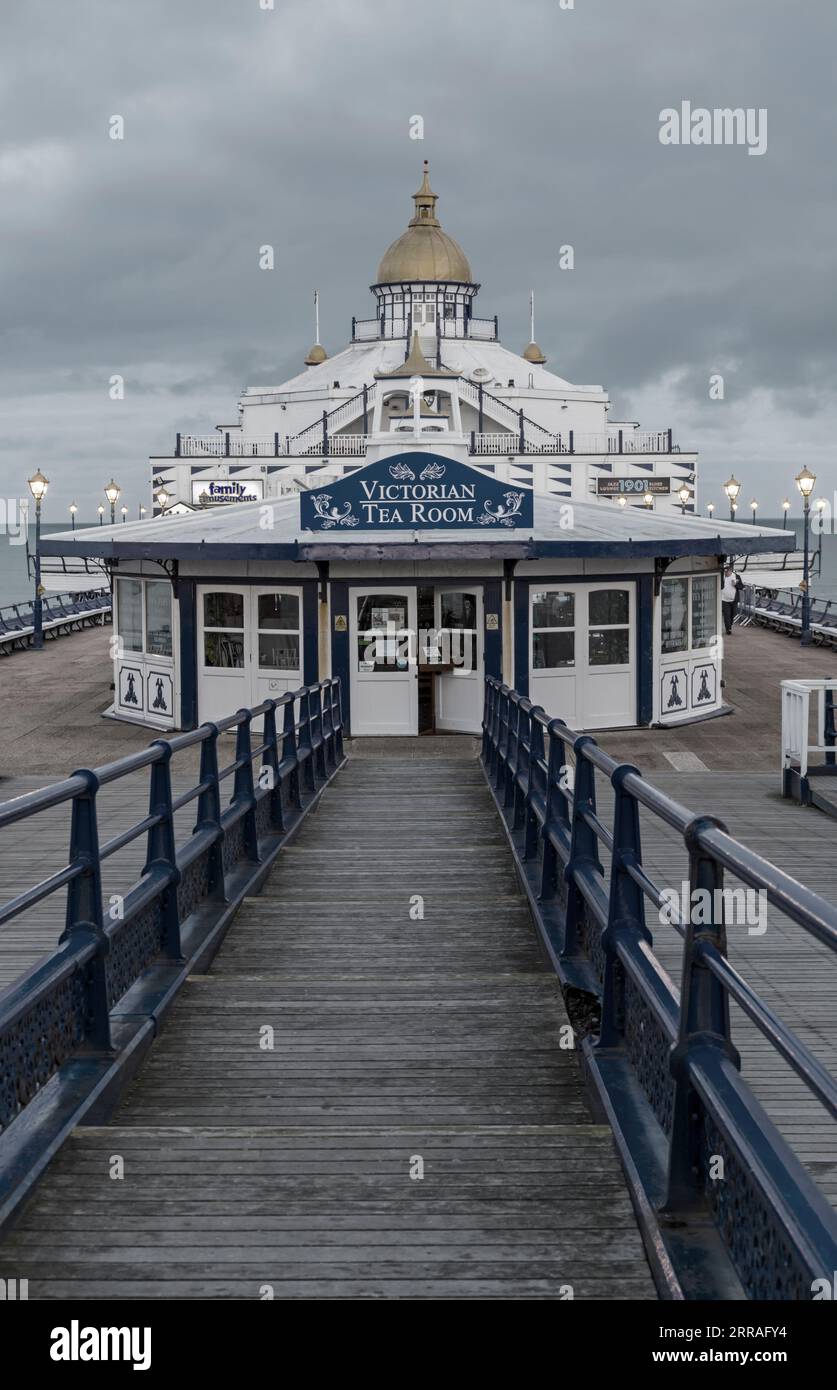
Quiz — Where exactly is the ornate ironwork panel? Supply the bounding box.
[699,1114,811,1300]
[622,973,675,1134]
[106,901,165,1007]
[0,969,88,1131]
[177,850,212,922]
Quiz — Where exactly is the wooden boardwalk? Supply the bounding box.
[0,756,656,1300]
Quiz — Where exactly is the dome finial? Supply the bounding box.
[411,160,439,228]
[376,164,472,284]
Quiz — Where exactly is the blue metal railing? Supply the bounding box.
[482,675,837,1301]
[0,589,111,651]
[0,679,344,1148]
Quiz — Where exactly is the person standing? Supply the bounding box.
[721,564,743,635]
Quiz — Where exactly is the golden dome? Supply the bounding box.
[304,342,328,366]
[523,341,547,364]
[376,162,472,284]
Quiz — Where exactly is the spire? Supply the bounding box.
[304,289,328,366]
[409,160,441,228]
[523,289,547,364]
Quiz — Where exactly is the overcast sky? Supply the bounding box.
[1,0,835,520]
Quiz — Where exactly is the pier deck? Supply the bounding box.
[0,756,656,1299]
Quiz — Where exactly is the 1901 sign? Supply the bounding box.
[597,477,671,496]
[300,453,534,531]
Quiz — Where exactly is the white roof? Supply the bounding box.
[242,338,602,401]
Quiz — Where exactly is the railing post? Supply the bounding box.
[569,429,574,454]
[194,723,226,897]
[233,711,259,863]
[297,689,315,793]
[225,431,230,457]
[274,432,279,457]
[321,681,336,770]
[664,814,740,1212]
[518,409,525,455]
[825,685,836,768]
[59,770,112,1052]
[539,719,571,902]
[322,411,329,458]
[598,764,650,1047]
[332,679,345,762]
[478,383,484,434]
[352,316,356,342]
[311,684,326,780]
[175,432,181,458]
[280,695,302,811]
[145,741,183,960]
[260,699,284,832]
[562,737,604,961]
[618,428,623,454]
[493,684,510,794]
[524,708,545,860]
[470,429,476,455]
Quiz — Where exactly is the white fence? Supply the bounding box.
[780,678,837,787]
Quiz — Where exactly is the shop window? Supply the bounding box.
[532,590,575,670]
[145,581,173,658]
[588,588,630,667]
[203,591,244,669]
[691,575,717,649]
[661,578,689,654]
[256,592,300,672]
[117,579,143,653]
[662,575,720,656]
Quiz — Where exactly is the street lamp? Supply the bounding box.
[27,469,49,651]
[723,475,741,522]
[782,498,790,529]
[750,499,758,524]
[617,495,627,508]
[97,505,105,525]
[155,485,170,513]
[678,483,690,514]
[707,501,715,520]
[643,492,654,510]
[69,503,77,532]
[139,504,146,520]
[104,479,121,525]
[795,465,816,647]
[121,505,128,523]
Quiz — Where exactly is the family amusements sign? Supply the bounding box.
[300,453,534,531]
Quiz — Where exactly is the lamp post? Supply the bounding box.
[707,501,715,520]
[155,486,170,514]
[27,469,49,651]
[104,479,121,525]
[782,498,790,529]
[120,505,128,523]
[643,492,654,510]
[97,505,104,525]
[678,483,690,515]
[139,504,146,520]
[617,495,627,509]
[750,499,758,525]
[69,503,77,532]
[795,465,816,647]
[724,475,741,522]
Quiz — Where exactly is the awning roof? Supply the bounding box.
[40,492,794,563]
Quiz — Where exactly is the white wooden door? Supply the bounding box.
[349,587,418,736]
[530,582,635,730]
[434,587,483,734]
[198,585,303,726]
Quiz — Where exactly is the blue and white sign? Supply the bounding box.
[300,453,533,532]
